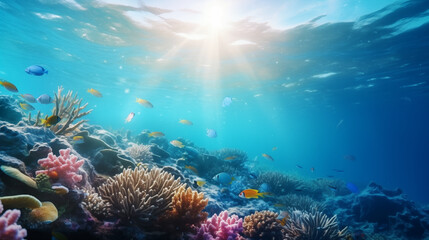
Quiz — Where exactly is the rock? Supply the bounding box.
[0,95,23,124]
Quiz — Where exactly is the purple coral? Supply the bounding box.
[36,148,84,188]
[0,200,27,240]
[194,210,243,240]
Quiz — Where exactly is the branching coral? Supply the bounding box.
[98,167,184,223]
[51,86,92,135]
[36,148,85,188]
[251,172,302,195]
[82,187,113,220]
[243,210,284,240]
[0,200,27,240]
[277,194,325,212]
[158,186,208,234]
[283,209,348,240]
[194,210,243,240]
[126,143,154,162]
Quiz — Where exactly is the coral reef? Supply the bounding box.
[29,201,58,223]
[250,172,302,196]
[283,209,348,240]
[0,200,27,240]
[126,143,154,163]
[242,210,284,240]
[0,96,23,124]
[36,148,85,188]
[194,210,243,240]
[158,186,208,235]
[277,194,325,212]
[82,187,113,220]
[98,167,184,224]
[0,195,42,209]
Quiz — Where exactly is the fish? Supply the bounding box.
[148,131,165,137]
[224,156,237,160]
[206,129,217,138]
[25,65,48,76]
[310,167,315,173]
[296,165,303,169]
[72,136,84,144]
[37,94,53,104]
[125,112,135,123]
[185,165,198,175]
[262,153,274,161]
[19,102,35,111]
[195,180,206,187]
[136,98,153,108]
[336,119,344,128]
[332,169,344,172]
[328,185,338,191]
[179,119,193,125]
[272,147,278,151]
[222,97,232,107]
[41,115,61,127]
[170,140,184,148]
[344,155,356,161]
[276,211,289,226]
[238,189,270,199]
[87,88,102,97]
[346,182,360,194]
[213,172,235,185]
[294,188,304,192]
[20,94,37,103]
[259,183,270,193]
[0,79,18,92]
[249,173,257,179]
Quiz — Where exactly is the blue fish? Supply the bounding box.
[25,65,48,76]
[222,97,232,107]
[20,94,37,103]
[258,183,270,193]
[296,165,303,169]
[213,172,235,185]
[346,182,360,194]
[206,129,217,138]
[37,94,53,104]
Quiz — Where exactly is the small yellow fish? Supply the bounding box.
[277,211,289,226]
[87,88,102,97]
[0,80,18,92]
[238,189,271,199]
[262,153,274,161]
[72,136,84,144]
[41,115,61,127]
[185,165,198,175]
[224,156,237,160]
[19,102,35,111]
[179,119,193,125]
[148,131,165,137]
[195,180,206,187]
[136,98,153,108]
[170,140,184,148]
[272,147,278,151]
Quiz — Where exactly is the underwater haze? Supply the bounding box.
[1,0,429,239]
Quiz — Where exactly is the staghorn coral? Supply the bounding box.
[50,86,92,135]
[126,143,154,162]
[82,188,113,220]
[194,210,243,240]
[158,186,208,235]
[251,172,302,196]
[36,148,85,188]
[98,167,184,223]
[283,209,348,240]
[277,194,325,212]
[243,210,284,240]
[0,200,27,240]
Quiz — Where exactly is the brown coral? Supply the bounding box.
[243,210,284,240]
[98,167,184,224]
[158,186,208,234]
[82,188,113,220]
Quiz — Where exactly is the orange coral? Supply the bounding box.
[159,186,208,235]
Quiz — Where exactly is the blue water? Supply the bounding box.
[1,0,429,203]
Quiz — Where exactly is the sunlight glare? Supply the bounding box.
[203,2,227,33]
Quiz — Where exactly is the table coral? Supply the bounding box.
[36,148,84,188]
[194,210,243,240]
[0,200,27,240]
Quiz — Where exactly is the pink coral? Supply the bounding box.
[36,148,84,188]
[194,210,243,240]
[0,200,27,240]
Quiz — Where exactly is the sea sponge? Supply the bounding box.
[36,148,84,188]
[193,210,243,240]
[0,165,37,189]
[242,210,284,240]
[159,186,208,234]
[0,195,42,209]
[0,200,27,240]
[29,201,58,223]
[98,167,184,223]
[283,209,348,240]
